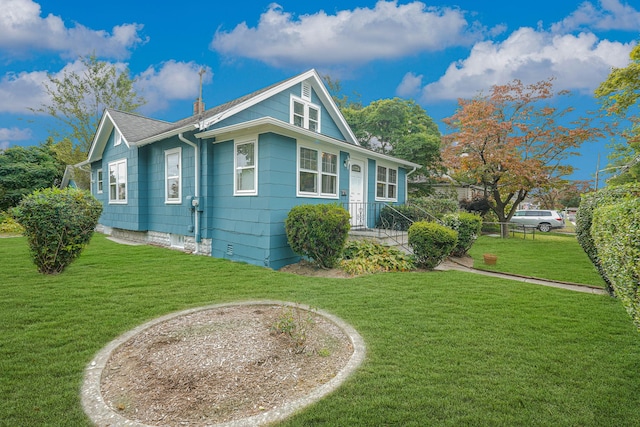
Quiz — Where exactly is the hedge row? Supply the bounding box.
[576,183,640,295]
[592,198,640,328]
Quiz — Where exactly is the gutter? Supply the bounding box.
[405,166,418,202]
[178,133,201,254]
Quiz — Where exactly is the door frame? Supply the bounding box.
[348,158,366,228]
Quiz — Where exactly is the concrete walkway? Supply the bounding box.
[436,256,607,295]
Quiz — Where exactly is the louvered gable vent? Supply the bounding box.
[301,81,311,101]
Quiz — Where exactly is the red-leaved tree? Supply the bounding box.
[442,78,604,237]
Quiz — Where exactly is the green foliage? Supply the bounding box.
[12,187,102,274]
[270,305,316,353]
[340,239,415,275]
[0,142,65,211]
[592,199,640,329]
[442,212,483,257]
[378,204,428,231]
[408,221,458,269]
[0,212,24,234]
[595,44,640,184]
[285,203,350,268]
[410,192,459,218]
[576,183,640,295]
[343,98,441,172]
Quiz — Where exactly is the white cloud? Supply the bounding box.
[420,29,635,102]
[211,1,478,68]
[136,61,213,114]
[551,0,640,33]
[0,126,32,149]
[395,72,423,98]
[0,0,146,59]
[0,69,49,113]
[0,58,213,118]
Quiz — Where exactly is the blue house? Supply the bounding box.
[85,69,420,269]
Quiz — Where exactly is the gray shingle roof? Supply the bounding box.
[107,72,303,144]
[107,110,174,143]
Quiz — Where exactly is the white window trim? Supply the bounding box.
[114,129,122,146]
[296,144,339,199]
[290,95,321,133]
[234,138,258,196]
[165,147,182,204]
[97,169,103,194]
[375,163,398,202]
[108,159,127,204]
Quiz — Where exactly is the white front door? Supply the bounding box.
[349,159,365,228]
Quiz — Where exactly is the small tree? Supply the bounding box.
[12,187,102,274]
[285,204,350,268]
[442,78,604,237]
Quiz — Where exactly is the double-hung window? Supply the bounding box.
[108,159,127,203]
[96,169,103,194]
[298,146,337,197]
[291,97,320,132]
[376,165,397,201]
[234,139,257,195]
[165,148,181,203]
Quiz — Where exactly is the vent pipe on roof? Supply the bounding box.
[193,68,206,116]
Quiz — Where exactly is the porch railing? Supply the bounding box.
[342,202,415,252]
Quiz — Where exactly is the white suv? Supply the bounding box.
[510,210,565,232]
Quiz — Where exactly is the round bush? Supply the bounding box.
[285,203,350,268]
[408,221,458,269]
[12,187,102,274]
[442,212,482,257]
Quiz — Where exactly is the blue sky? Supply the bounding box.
[0,0,638,183]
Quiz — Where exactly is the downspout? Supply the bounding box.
[179,133,200,254]
[405,166,418,203]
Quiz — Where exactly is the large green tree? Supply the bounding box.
[323,76,441,176]
[595,43,640,184]
[0,140,65,211]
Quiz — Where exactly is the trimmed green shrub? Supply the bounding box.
[576,183,640,295]
[12,187,102,274]
[340,239,415,275]
[442,212,483,257]
[592,199,640,329]
[408,221,458,269]
[285,203,350,268]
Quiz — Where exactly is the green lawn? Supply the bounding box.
[468,232,605,287]
[2,234,639,426]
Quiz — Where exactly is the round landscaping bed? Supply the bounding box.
[81,301,366,426]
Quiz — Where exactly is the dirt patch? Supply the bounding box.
[99,304,355,426]
[279,259,353,278]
